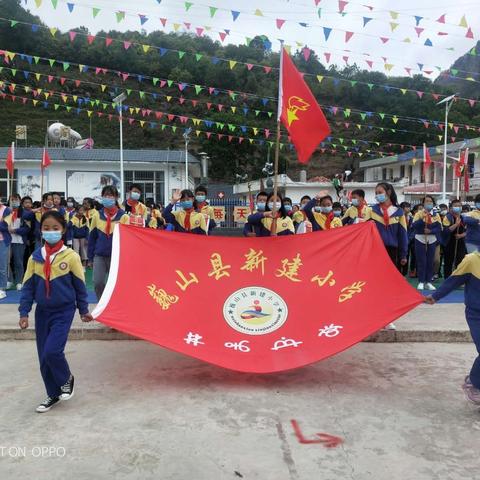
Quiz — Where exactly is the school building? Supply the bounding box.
[0,147,201,205]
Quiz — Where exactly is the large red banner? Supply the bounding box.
[93,223,422,373]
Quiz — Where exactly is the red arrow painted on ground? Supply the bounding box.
[290,420,343,448]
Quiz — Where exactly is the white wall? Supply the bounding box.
[14,160,191,202]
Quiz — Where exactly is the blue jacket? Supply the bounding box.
[411,211,443,244]
[0,208,34,246]
[19,246,89,317]
[370,204,409,259]
[432,252,480,318]
[463,210,480,247]
[87,208,129,260]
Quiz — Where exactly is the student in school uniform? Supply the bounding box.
[87,186,129,300]
[34,193,56,249]
[442,199,467,279]
[292,195,312,231]
[243,191,268,237]
[19,210,93,413]
[424,251,480,405]
[0,194,34,291]
[64,197,77,248]
[124,184,148,226]
[194,185,216,233]
[71,205,89,269]
[462,194,480,254]
[163,189,208,235]
[370,182,408,270]
[52,192,64,211]
[283,197,294,218]
[304,194,343,231]
[82,197,99,226]
[246,193,295,236]
[412,195,443,291]
[342,189,371,226]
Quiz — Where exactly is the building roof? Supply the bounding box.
[0,147,199,164]
[359,137,480,169]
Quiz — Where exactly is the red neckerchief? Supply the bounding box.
[197,201,207,212]
[127,199,138,215]
[43,240,64,298]
[357,202,364,219]
[104,207,118,236]
[380,204,391,228]
[325,212,334,229]
[184,208,193,231]
[11,208,18,222]
[269,212,281,234]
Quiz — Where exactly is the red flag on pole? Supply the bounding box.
[5,143,14,176]
[41,147,52,169]
[455,150,466,178]
[278,48,330,164]
[423,143,432,177]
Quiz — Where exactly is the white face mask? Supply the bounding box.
[268,202,282,211]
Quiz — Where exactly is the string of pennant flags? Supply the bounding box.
[3,14,480,82]
[1,89,468,169]
[2,48,479,136]
[1,62,479,147]
[27,0,476,53]
[0,77,443,150]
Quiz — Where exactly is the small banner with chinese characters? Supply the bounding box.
[93,222,422,373]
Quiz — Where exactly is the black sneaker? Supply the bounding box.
[60,375,74,401]
[36,396,60,413]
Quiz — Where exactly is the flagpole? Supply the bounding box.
[40,148,45,198]
[10,141,15,197]
[271,46,285,237]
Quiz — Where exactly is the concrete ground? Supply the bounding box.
[0,341,479,480]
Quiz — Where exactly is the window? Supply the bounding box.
[467,153,475,178]
[400,165,405,179]
[382,168,387,180]
[0,169,18,202]
[408,165,413,185]
[125,170,165,205]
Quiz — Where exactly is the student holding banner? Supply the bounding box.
[194,185,216,232]
[246,193,295,236]
[463,194,480,253]
[304,194,343,231]
[124,184,148,227]
[292,195,312,232]
[442,200,467,279]
[164,189,208,235]
[88,186,129,300]
[243,191,268,237]
[342,189,371,225]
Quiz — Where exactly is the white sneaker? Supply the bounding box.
[417,283,424,290]
[6,281,12,289]
[425,283,436,291]
[0,290,6,300]
[384,322,396,330]
[16,283,22,291]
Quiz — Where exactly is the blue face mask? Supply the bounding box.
[130,192,141,201]
[195,195,206,203]
[181,201,193,210]
[314,206,322,213]
[102,197,116,208]
[452,206,462,214]
[334,210,342,217]
[351,198,359,207]
[11,201,20,209]
[256,202,266,212]
[321,206,333,214]
[284,205,292,212]
[376,194,386,203]
[425,204,434,212]
[42,231,62,245]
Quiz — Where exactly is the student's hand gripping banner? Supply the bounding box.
[93,223,422,373]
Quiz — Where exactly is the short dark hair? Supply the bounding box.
[180,189,194,199]
[450,199,462,207]
[400,202,411,209]
[319,195,333,204]
[102,186,119,197]
[300,195,311,203]
[351,189,365,198]
[42,192,53,202]
[129,183,143,193]
[332,202,342,209]
[421,195,436,206]
[439,203,448,209]
[40,210,66,230]
[195,185,207,195]
[256,191,268,200]
[284,197,292,204]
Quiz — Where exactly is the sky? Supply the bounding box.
[14,0,480,79]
